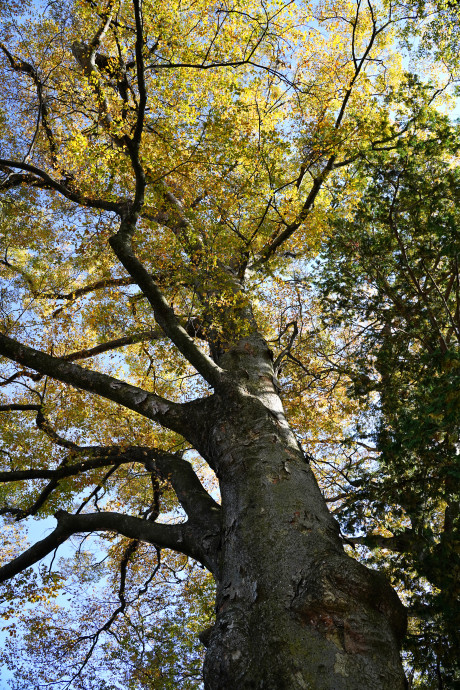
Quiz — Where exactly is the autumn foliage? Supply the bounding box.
[0,0,458,687]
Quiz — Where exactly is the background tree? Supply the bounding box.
[317,101,460,687]
[0,0,455,687]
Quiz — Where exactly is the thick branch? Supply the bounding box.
[0,403,40,412]
[109,229,224,389]
[147,453,221,524]
[0,453,131,482]
[0,510,204,583]
[130,0,147,209]
[0,446,220,570]
[0,444,139,481]
[0,331,192,435]
[0,159,122,214]
[0,447,153,523]
[0,171,50,192]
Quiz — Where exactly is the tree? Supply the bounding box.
[317,99,460,687]
[0,0,453,687]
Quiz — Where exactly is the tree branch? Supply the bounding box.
[252,11,393,267]
[109,229,224,389]
[62,330,162,362]
[348,530,420,553]
[0,171,50,192]
[0,509,207,583]
[0,453,132,483]
[0,446,155,521]
[0,42,59,164]
[43,276,134,303]
[146,453,221,524]
[0,403,40,412]
[0,331,193,436]
[35,408,80,449]
[252,160,334,267]
[0,159,122,214]
[0,446,170,483]
[0,446,220,567]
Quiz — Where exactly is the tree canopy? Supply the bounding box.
[0,0,458,688]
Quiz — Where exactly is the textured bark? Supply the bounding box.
[191,337,408,689]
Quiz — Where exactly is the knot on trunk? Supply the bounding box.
[198,624,214,647]
[291,553,407,654]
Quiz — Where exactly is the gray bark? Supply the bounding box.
[196,338,406,689]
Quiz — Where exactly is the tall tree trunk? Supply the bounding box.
[198,337,407,689]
